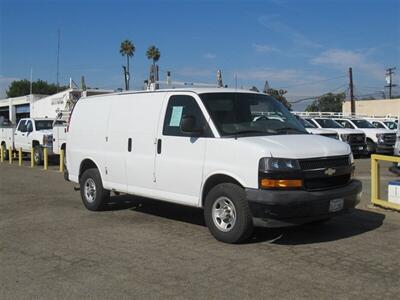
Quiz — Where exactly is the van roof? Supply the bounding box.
[82,87,262,100]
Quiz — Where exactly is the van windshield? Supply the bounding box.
[35,120,53,130]
[200,93,307,136]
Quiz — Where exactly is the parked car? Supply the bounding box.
[66,89,362,243]
[13,118,55,165]
[305,117,367,156]
[367,119,398,131]
[294,115,338,139]
[333,118,395,154]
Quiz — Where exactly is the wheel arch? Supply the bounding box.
[201,173,245,207]
[32,140,40,147]
[79,158,102,181]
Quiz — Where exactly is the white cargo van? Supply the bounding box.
[66,89,362,243]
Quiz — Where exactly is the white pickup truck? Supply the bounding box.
[334,118,396,154]
[12,118,55,165]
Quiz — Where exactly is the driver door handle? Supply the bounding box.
[157,139,162,154]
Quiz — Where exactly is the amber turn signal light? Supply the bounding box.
[261,178,303,189]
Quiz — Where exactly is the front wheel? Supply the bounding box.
[1,144,9,160]
[79,168,110,211]
[33,146,43,165]
[204,183,253,244]
[366,140,376,154]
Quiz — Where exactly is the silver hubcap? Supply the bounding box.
[212,197,236,232]
[34,150,40,162]
[84,178,97,203]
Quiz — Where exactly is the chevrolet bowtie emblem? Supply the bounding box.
[325,168,336,176]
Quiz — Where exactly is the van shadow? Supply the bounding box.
[104,195,385,245]
[249,209,385,245]
[105,194,205,226]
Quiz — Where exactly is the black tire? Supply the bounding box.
[33,145,43,165]
[366,140,376,154]
[1,144,9,161]
[204,183,253,244]
[79,168,110,211]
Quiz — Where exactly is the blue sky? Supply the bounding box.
[0,0,399,109]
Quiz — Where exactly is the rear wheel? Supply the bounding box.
[204,183,253,244]
[79,168,110,211]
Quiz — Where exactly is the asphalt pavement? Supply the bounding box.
[1,158,399,299]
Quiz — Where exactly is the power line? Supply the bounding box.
[278,75,347,89]
[289,83,347,104]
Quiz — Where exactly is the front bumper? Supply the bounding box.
[376,144,394,154]
[349,144,367,154]
[246,180,362,227]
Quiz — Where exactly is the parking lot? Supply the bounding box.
[1,158,400,299]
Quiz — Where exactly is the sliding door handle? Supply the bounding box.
[157,139,162,154]
[128,138,132,152]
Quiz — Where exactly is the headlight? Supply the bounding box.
[349,152,354,164]
[376,133,385,144]
[259,157,300,172]
[341,134,349,142]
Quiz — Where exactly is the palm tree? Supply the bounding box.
[120,40,135,90]
[146,45,161,66]
[146,46,160,85]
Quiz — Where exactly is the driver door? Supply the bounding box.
[154,94,211,206]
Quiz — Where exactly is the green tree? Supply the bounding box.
[120,40,135,89]
[266,88,291,110]
[146,45,161,65]
[305,92,346,112]
[6,79,67,98]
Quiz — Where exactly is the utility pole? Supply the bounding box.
[385,67,397,99]
[349,67,355,115]
[56,29,61,92]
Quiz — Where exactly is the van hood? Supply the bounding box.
[237,134,350,159]
[306,128,337,135]
[359,128,393,134]
[331,128,365,135]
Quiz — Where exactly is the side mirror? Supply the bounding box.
[180,115,203,135]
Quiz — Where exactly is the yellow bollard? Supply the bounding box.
[59,149,64,172]
[30,148,34,168]
[9,146,12,164]
[18,147,22,166]
[13,151,17,159]
[43,147,48,170]
[0,145,3,162]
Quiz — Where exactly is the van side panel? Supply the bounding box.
[67,97,112,183]
[125,93,165,195]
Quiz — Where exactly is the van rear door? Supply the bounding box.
[154,93,209,206]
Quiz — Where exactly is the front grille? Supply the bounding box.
[383,134,396,146]
[299,156,350,170]
[348,134,366,144]
[304,174,351,190]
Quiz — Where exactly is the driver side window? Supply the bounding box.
[17,120,27,132]
[163,95,212,137]
[26,121,33,132]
